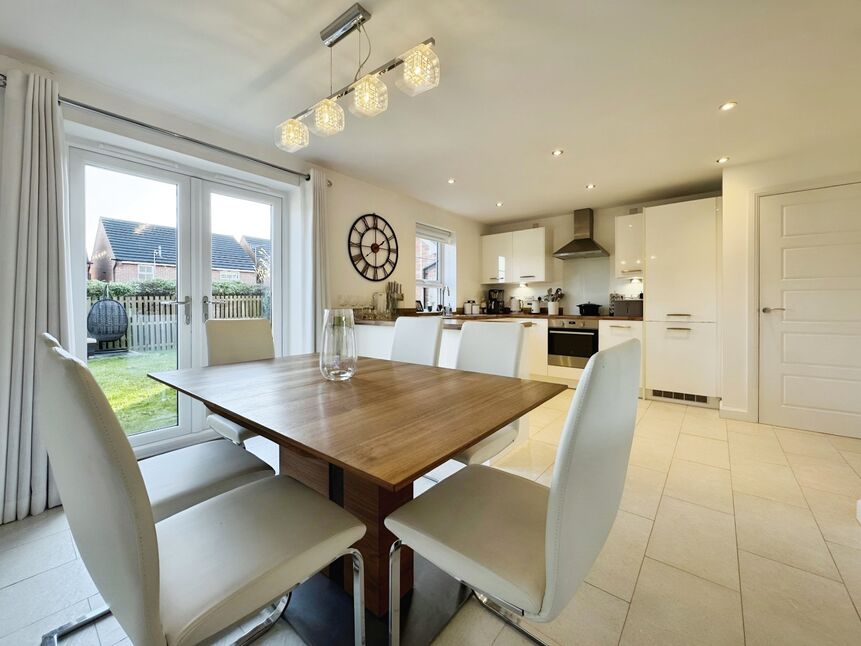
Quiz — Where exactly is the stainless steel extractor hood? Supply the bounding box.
[553,208,609,259]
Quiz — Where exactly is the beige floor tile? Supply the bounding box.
[646,496,738,590]
[432,597,504,645]
[0,529,76,589]
[0,599,97,646]
[492,440,557,481]
[585,511,653,601]
[726,420,775,435]
[684,405,721,420]
[543,389,574,412]
[829,434,861,454]
[528,407,565,432]
[533,419,565,446]
[643,401,687,419]
[664,458,733,513]
[620,558,743,646]
[536,463,554,487]
[739,550,861,646]
[628,435,676,473]
[491,626,533,646]
[775,427,845,462]
[730,456,807,508]
[674,434,730,470]
[828,542,861,617]
[841,450,861,478]
[0,507,68,553]
[734,492,839,580]
[634,418,681,443]
[728,429,788,466]
[786,453,861,497]
[525,583,628,646]
[619,465,666,520]
[803,487,861,550]
[679,415,727,441]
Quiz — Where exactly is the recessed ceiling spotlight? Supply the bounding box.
[719,101,737,112]
[586,183,596,190]
[496,201,504,207]
[447,178,456,184]
[716,156,730,164]
[551,149,564,157]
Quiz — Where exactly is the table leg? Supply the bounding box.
[280,445,414,617]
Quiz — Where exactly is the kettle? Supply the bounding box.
[509,297,522,312]
[531,298,541,314]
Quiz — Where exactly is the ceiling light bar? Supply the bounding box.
[288,36,436,122]
[320,3,372,47]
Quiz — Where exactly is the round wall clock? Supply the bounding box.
[347,213,398,281]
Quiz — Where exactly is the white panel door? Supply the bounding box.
[759,183,861,436]
[644,198,718,322]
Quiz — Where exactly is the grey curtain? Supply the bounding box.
[0,70,74,523]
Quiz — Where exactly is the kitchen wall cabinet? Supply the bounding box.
[614,213,644,279]
[645,321,717,397]
[599,320,644,387]
[511,228,550,283]
[644,198,718,323]
[481,227,548,284]
[481,232,513,284]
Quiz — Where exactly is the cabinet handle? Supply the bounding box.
[761,307,786,313]
[621,269,641,274]
[609,325,631,329]
[519,275,536,279]
[666,313,692,317]
[666,327,692,331]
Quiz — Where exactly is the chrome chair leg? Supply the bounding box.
[347,548,366,646]
[473,591,548,646]
[232,593,291,646]
[388,540,402,646]
[41,605,111,646]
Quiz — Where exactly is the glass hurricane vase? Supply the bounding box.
[319,308,358,381]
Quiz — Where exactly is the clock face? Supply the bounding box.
[347,213,398,281]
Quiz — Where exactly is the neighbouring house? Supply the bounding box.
[90,218,267,285]
[239,235,272,286]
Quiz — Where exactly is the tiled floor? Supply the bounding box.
[3,396,861,645]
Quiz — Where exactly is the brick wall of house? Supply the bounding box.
[113,263,177,282]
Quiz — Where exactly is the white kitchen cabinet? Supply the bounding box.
[614,213,644,279]
[513,318,548,377]
[645,321,718,397]
[599,320,644,387]
[644,198,718,323]
[481,232,513,284]
[511,228,550,283]
[355,324,393,360]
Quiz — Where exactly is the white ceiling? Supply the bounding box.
[2,0,860,222]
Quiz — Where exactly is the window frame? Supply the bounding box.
[137,263,156,281]
[415,235,445,310]
[218,269,240,282]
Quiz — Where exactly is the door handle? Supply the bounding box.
[202,295,228,322]
[160,296,192,325]
[761,307,786,313]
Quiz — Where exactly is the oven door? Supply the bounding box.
[547,328,599,368]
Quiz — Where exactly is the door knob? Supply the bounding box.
[761,307,786,313]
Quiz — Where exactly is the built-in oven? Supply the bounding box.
[548,318,599,368]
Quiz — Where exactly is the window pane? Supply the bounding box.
[415,237,439,282]
[209,193,272,320]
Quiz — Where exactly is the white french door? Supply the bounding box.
[759,182,861,437]
[69,147,283,447]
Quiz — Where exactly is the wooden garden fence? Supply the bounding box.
[87,294,266,352]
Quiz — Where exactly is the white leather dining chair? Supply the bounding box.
[452,321,525,464]
[385,339,641,645]
[390,316,443,366]
[205,318,275,446]
[37,343,367,646]
[40,333,272,522]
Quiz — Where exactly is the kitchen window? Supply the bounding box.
[415,223,455,312]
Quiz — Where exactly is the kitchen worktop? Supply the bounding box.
[355,312,643,329]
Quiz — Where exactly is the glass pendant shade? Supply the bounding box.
[274,118,309,152]
[350,74,388,118]
[396,44,440,96]
[311,98,345,136]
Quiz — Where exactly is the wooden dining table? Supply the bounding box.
[150,353,565,640]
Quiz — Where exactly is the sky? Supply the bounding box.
[84,165,271,259]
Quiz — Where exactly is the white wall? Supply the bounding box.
[324,168,483,310]
[486,192,717,313]
[720,136,861,421]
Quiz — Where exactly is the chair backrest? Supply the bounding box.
[205,318,275,366]
[36,334,164,645]
[390,316,443,366]
[455,321,524,377]
[539,339,640,621]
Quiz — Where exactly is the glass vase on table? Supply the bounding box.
[320,308,358,381]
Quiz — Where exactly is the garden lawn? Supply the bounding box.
[88,350,178,436]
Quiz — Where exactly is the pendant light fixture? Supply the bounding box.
[274,3,438,151]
